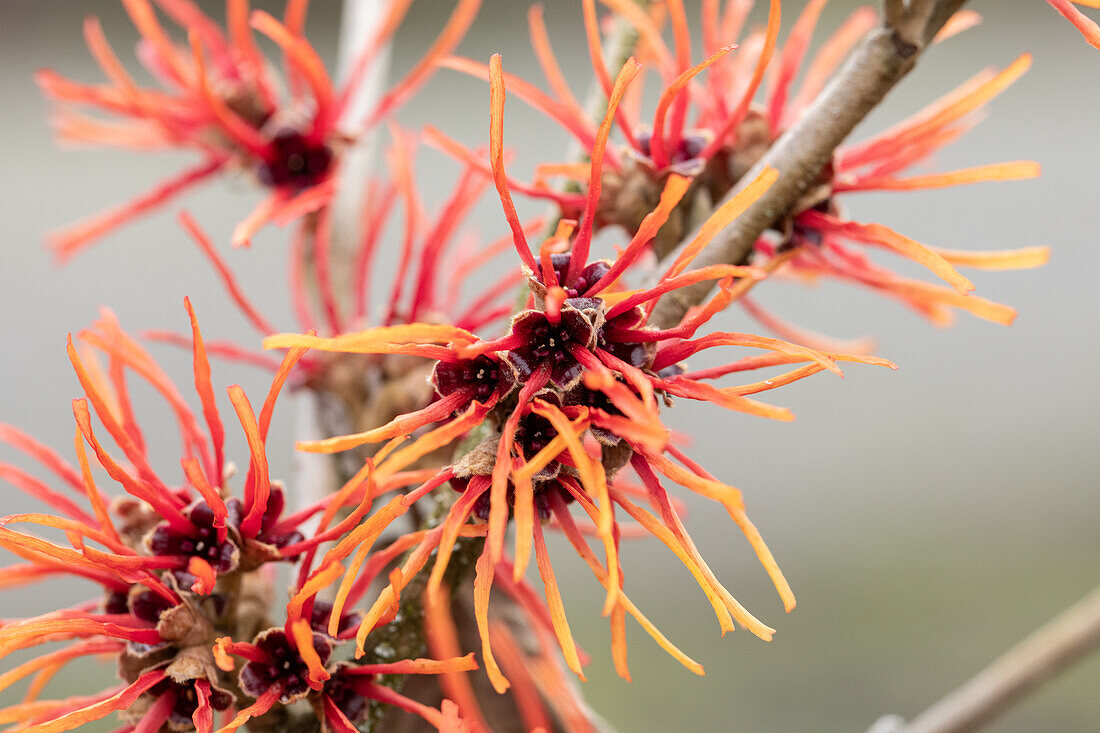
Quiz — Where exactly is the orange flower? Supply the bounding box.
[264,54,896,690]
[436,2,1047,341]
[0,300,495,730]
[142,135,532,369]
[38,0,481,258]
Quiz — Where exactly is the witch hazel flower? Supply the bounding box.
[144,134,531,379]
[0,301,479,732]
[431,0,784,251]
[265,54,895,692]
[38,0,481,258]
[437,1,1047,345]
[204,491,482,731]
[214,623,477,732]
[0,302,302,730]
[777,51,1049,330]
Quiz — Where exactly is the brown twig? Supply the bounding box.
[887,584,1100,733]
[649,0,968,330]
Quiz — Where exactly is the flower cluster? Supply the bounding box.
[0,304,476,732]
[7,1,1054,731]
[151,136,528,372]
[38,0,480,258]
[437,1,1047,341]
[265,53,895,692]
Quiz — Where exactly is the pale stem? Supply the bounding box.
[889,584,1100,733]
[294,0,394,514]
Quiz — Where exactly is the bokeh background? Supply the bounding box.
[1,0,1097,730]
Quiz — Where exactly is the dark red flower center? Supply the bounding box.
[547,253,611,296]
[598,309,657,371]
[148,500,240,574]
[257,129,333,189]
[129,588,175,623]
[432,355,512,404]
[239,629,332,703]
[452,412,579,524]
[508,305,599,388]
[105,590,130,615]
[326,670,370,724]
[637,130,709,167]
[514,413,556,459]
[309,600,362,639]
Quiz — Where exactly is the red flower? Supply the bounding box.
[139,133,530,382]
[212,614,478,731]
[322,658,478,732]
[38,0,481,259]
[265,54,895,691]
[0,300,491,731]
[434,2,1047,344]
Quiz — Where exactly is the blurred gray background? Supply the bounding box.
[1,1,1097,731]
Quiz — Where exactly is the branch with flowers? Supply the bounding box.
[1,1,1094,732]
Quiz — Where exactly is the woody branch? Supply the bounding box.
[650,0,968,330]
[889,584,1100,733]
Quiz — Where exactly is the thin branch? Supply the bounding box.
[331,0,393,286]
[649,0,968,330]
[293,0,394,513]
[892,584,1100,733]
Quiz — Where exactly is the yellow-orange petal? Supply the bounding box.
[512,465,536,584]
[422,584,490,731]
[532,402,618,614]
[287,562,345,626]
[839,160,1040,193]
[532,521,585,679]
[643,451,745,510]
[289,618,330,688]
[473,550,510,694]
[549,497,705,675]
[186,556,216,595]
[929,244,1050,271]
[264,323,477,352]
[212,637,235,672]
[609,487,735,635]
[934,9,982,43]
[804,211,974,295]
[726,505,797,613]
[353,654,478,677]
[664,167,779,280]
[215,685,281,733]
[610,603,630,681]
